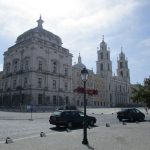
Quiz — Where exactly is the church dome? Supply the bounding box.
[73,54,86,69]
[16,16,62,46]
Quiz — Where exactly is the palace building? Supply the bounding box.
[0,17,131,108]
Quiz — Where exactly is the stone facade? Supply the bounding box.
[0,17,73,107]
[72,37,131,107]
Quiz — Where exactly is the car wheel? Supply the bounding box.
[90,120,95,126]
[119,118,122,122]
[118,117,122,122]
[129,117,134,122]
[67,122,72,129]
[140,117,145,121]
[56,125,60,128]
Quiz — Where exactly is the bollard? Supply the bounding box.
[40,132,46,137]
[66,128,71,132]
[122,122,127,125]
[106,123,110,127]
[5,137,13,144]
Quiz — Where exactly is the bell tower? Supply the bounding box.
[96,36,112,77]
[117,47,130,82]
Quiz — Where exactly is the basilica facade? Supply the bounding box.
[0,17,131,108]
[72,38,131,107]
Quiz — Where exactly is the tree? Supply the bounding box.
[131,77,150,109]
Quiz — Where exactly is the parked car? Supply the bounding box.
[56,105,77,110]
[49,110,96,128]
[117,108,145,122]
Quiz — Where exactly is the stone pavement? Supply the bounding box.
[0,121,150,150]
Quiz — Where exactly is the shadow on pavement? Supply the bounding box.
[86,144,95,150]
[121,120,148,123]
[50,125,98,132]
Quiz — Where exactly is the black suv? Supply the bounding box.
[49,110,96,128]
[117,108,145,122]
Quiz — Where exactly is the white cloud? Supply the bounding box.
[0,0,149,84]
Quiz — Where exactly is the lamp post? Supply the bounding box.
[81,67,89,145]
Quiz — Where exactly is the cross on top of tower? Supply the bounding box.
[37,15,44,28]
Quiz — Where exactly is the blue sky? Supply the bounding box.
[0,0,150,84]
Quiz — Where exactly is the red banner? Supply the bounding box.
[74,86,98,95]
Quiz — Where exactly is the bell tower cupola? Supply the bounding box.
[117,47,130,82]
[96,36,112,77]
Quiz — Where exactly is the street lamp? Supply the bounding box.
[81,67,89,145]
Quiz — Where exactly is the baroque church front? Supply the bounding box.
[72,37,131,107]
[0,17,131,108]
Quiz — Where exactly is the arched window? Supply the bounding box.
[100,63,103,71]
[120,62,123,68]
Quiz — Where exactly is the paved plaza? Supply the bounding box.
[0,121,150,150]
[0,108,149,150]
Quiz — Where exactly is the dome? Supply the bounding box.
[16,16,62,46]
[73,53,86,69]
[73,63,86,69]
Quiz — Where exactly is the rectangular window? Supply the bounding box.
[25,60,29,70]
[65,82,68,91]
[38,61,42,71]
[38,94,43,105]
[5,81,8,90]
[53,95,57,105]
[13,80,16,89]
[24,77,28,88]
[38,78,42,88]
[14,61,18,72]
[53,62,57,73]
[65,96,69,105]
[100,53,103,59]
[53,80,56,89]
[65,68,68,76]
[120,85,121,92]
[100,63,103,71]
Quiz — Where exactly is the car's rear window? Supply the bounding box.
[53,111,61,115]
